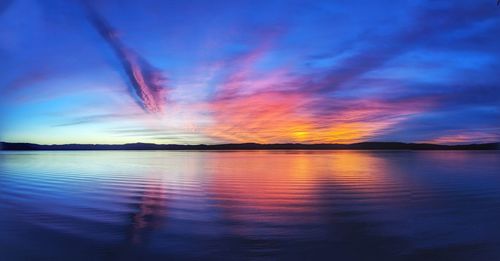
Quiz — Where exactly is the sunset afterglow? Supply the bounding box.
[1,0,498,144]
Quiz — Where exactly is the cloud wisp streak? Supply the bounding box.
[82,1,166,113]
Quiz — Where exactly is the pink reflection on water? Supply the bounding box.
[203,151,394,237]
[127,173,168,245]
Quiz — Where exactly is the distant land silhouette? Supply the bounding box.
[1,142,498,150]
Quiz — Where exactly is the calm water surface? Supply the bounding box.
[1,150,499,260]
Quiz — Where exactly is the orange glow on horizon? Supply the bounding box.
[206,91,430,144]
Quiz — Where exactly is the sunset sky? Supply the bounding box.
[1,0,499,145]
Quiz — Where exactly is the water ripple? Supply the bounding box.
[1,150,499,260]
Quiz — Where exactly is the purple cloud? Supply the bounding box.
[82,1,166,113]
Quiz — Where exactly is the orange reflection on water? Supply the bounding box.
[205,151,393,231]
[120,151,399,240]
[324,151,391,182]
[207,152,319,223]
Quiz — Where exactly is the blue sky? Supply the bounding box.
[0,0,499,144]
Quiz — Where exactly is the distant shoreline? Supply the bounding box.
[1,142,498,151]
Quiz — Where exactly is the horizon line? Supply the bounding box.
[1,140,499,146]
[1,141,498,151]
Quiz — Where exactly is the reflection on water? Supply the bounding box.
[1,151,499,260]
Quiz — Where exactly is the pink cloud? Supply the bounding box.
[83,1,166,113]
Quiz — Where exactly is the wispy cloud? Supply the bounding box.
[309,2,498,93]
[423,129,500,145]
[208,89,434,144]
[82,1,166,113]
[52,113,140,127]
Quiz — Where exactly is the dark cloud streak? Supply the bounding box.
[81,1,166,113]
[313,1,498,93]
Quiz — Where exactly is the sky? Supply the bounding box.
[0,0,499,145]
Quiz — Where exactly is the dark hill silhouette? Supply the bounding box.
[1,141,498,150]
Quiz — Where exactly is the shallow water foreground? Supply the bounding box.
[1,150,499,260]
